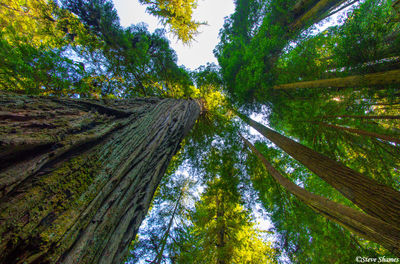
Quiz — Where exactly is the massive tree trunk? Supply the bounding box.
[0,93,200,264]
[237,112,400,229]
[241,135,400,255]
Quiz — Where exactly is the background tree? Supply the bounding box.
[125,171,198,264]
[215,0,400,260]
[172,145,277,264]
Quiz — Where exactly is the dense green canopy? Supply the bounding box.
[1,0,400,263]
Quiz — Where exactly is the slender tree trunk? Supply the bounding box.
[273,69,400,90]
[0,93,200,264]
[216,191,226,264]
[318,114,400,120]
[241,135,400,255]
[153,185,184,264]
[317,0,358,22]
[317,122,400,144]
[237,112,400,229]
[264,0,345,71]
[289,0,346,32]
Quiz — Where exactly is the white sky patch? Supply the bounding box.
[312,1,360,33]
[167,0,236,69]
[113,0,160,31]
[249,111,269,138]
[252,201,276,241]
[112,0,235,70]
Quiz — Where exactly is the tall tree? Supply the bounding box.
[124,171,197,264]
[241,134,400,255]
[237,112,400,229]
[152,184,185,264]
[0,92,201,263]
[173,148,277,264]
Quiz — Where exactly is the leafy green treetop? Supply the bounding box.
[139,0,203,44]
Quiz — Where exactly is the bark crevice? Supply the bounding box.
[0,94,200,264]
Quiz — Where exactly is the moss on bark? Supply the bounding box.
[0,93,200,264]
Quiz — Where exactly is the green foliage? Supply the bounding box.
[215,0,301,103]
[245,143,389,263]
[138,0,202,43]
[172,147,277,264]
[3,0,400,262]
[1,0,197,98]
[0,0,95,95]
[126,172,197,263]
[0,37,89,95]
[60,0,198,98]
[215,0,400,261]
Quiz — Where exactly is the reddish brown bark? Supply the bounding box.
[0,93,200,264]
[241,135,400,255]
[237,112,400,229]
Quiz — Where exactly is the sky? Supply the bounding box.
[112,0,236,70]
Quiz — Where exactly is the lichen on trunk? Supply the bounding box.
[0,93,200,264]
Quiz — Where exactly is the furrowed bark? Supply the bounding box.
[0,93,200,264]
[273,69,400,90]
[241,135,400,255]
[237,112,400,229]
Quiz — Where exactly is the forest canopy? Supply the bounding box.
[1,0,400,263]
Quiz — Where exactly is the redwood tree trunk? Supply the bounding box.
[0,93,200,264]
[237,112,400,229]
[241,135,400,255]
